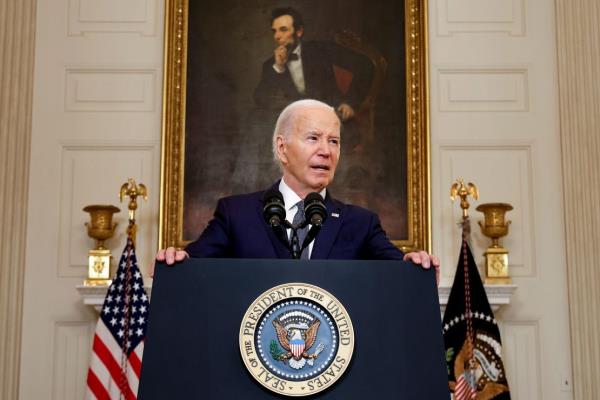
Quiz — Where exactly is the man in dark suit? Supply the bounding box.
[157,99,439,280]
[253,7,359,123]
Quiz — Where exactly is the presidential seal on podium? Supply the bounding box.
[239,283,354,397]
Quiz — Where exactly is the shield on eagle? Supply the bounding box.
[289,335,305,358]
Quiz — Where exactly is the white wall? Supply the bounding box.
[19,0,164,398]
[429,0,572,398]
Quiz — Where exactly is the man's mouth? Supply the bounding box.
[311,165,330,171]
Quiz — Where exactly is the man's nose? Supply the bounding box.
[317,139,331,157]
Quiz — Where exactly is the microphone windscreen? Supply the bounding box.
[262,189,286,226]
[304,192,327,226]
[263,188,284,203]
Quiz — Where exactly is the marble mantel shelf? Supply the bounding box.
[77,283,517,313]
[76,284,153,312]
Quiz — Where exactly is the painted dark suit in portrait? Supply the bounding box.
[254,41,363,117]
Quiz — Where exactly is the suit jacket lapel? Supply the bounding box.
[311,193,343,259]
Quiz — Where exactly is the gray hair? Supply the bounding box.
[271,99,337,164]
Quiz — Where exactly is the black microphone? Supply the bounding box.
[303,192,327,227]
[263,189,292,253]
[262,189,286,227]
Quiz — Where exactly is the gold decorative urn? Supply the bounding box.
[476,203,513,284]
[83,205,120,286]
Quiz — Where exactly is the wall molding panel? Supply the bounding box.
[502,321,542,400]
[556,0,600,398]
[57,142,157,277]
[437,66,529,112]
[68,0,158,36]
[435,0,525,36]
[437,143,536,280]
[0,0,36,398]
[65,66,157,112]
[51,322,95,400]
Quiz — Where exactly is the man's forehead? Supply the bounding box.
[272,14,294,28]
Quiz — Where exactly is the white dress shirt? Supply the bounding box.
[278,178,326,259]
[272,44,306,95]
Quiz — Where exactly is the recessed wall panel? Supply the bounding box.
[68,0,157,35]
[52,321,95,400]
[65,67,156,112]
[438,144,535,279]
[438,68,529,112]
[58,143,156,278]
[501,321,542,400]
[436,0,525,36]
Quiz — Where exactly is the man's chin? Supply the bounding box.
[308,177,333,192]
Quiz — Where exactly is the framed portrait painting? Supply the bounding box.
[160,0,430,252]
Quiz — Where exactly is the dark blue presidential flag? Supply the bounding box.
[442,239,511,400]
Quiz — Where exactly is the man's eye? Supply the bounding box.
[307,136,317,141]
[329,139,340,145]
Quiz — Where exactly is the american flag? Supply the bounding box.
[455,371,477,400]
[85,239,150,400]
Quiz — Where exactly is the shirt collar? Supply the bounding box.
[288,43,301,62]
[279,177,327,213]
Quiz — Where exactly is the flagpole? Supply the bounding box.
[450,179,480,395]
[119,179,148,398]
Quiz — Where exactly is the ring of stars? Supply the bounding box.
[255,299,337,381]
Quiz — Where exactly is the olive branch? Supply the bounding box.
[270,340,286,361]
[445,348,455,374]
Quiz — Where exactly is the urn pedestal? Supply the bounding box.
[83,205,120,286]
[476,203,513,284]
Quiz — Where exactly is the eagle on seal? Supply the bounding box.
[273,319,321,370]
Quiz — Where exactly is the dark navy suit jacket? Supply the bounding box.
[253,41,363,113]
[185,188,403,260]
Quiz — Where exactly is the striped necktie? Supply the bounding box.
[292,200,309,259]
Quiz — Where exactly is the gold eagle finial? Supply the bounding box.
[450,178,479,219]
[119,178,148,245]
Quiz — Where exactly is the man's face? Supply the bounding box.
[271,15,303,49]
[277,107,341,197]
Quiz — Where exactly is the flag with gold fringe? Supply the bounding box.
[85,239,150,399]
[442,238,511,400]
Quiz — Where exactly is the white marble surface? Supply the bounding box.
[77,283,517,314]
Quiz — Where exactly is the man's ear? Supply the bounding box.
[296,27,304,39]
[276,136,288,164]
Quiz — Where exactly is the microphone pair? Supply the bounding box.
[262,189,327,259]
[262,189,327,229]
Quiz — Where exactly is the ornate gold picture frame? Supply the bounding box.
[160,0,430,252]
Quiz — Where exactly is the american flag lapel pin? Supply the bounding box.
[331,212,340,218]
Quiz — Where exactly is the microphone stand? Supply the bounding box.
[289,222,322,259]
[268,219,303,259]
[286,220,306,260]
[267,214,324,259]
